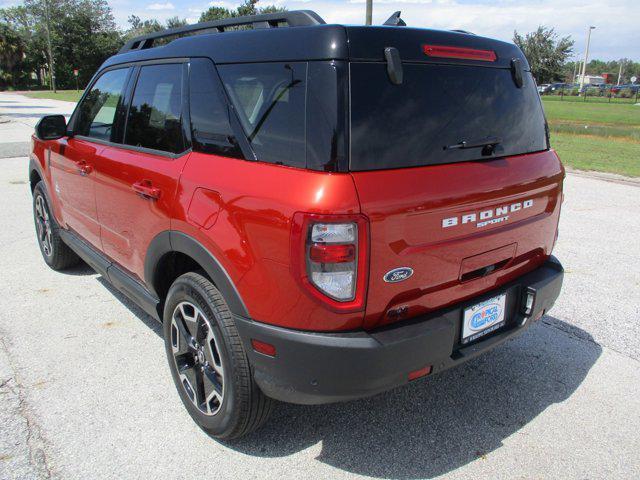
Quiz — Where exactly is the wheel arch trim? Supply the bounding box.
[145,231,249,318]
[29,156,45,191]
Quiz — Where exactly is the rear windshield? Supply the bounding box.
[349,63,548,171]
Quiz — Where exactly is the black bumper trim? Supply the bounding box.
[234,256,564,405]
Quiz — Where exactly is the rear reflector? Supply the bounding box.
[422,44,497,62]
[408,365,432,381]
[251,339,276,357]
[309,243,356,264]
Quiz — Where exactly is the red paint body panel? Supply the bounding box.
[351,149,564,329]
[49,137,102,248]
[176,152,362,331]
[92,145,188,281]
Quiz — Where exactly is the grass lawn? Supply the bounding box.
[552,132,640,177]
[542,97,640,126]
[542,98,640,177]
[24,90,83,103]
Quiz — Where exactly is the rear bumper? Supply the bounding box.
[234,256,563,405]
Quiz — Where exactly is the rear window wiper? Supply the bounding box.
[444,136,502,151]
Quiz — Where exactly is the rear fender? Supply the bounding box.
[145,231,249,318]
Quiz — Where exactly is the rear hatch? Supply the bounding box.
[345,27,564,328]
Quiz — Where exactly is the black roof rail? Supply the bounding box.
[451,29,476,35]
[118,10,326,54]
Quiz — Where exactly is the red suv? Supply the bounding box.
[29,11,564,439]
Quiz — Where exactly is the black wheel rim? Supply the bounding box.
[171,301,225,416]
[35,194,53,257]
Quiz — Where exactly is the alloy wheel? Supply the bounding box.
[170,301,225,416]
[35,194,53,257]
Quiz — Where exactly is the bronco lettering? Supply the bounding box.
[442,199,533,228]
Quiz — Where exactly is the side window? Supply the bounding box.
[124,64,186,154]
[218,62,306,168]
[189,59,242,158]
[75,68,129,141]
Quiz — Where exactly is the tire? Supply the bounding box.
[163,272,273,439]
[32,181,80,271]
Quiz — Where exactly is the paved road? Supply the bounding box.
[1,93,639,479]
[0,93,74,158]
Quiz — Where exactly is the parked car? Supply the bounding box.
[611,84,640,94]
[549,82,569,92]
[537,83,551,94]
[29,10,565,439]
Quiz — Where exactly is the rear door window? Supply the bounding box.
[189,58,242,158]
[349,63,548,171]
[218,62,306,167]
[124,63,186,154]
[75,68,130,142]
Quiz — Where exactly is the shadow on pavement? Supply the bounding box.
[96,276,163,336]
[64,265,600,479]
[0,112,61,119]
[0,105,56,109]
[55,261,163,336]
[60,261,95,276]
[228,317,600,479]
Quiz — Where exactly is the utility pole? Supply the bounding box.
[43,0,56,93]
[572,55,580,83]
[579,26,595,89]
[365,0,372,25]
[617,61,624,85]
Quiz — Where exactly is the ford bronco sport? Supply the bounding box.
[29,10,564,439]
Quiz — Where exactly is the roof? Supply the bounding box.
[100,12,528,71]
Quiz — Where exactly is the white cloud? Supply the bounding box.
[147,2,175,10]
[207,1,233,7]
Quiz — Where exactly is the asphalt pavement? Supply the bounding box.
[0,92,639,479]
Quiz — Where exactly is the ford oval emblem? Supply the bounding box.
[383,267,414,283]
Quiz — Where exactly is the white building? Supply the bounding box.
[577,75,605,85]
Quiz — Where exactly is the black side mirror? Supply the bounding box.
[35,115,67,140]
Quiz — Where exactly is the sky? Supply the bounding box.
[2,0,639,60]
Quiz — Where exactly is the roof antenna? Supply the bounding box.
[383,11,406,26]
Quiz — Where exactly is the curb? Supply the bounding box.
[566,168,640,187]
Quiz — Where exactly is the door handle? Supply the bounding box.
[132,180,161,200]
[76,160,93,176]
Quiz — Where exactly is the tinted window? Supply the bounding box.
[218,62,306,167]
[189,59,242,158]
[306,61,349,172]
[75,68,129,141]
[125,64,186,154]
[350,63,548,171]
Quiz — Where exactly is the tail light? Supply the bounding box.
[291,213,369,312]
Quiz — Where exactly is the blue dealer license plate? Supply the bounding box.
[461,294,507,344]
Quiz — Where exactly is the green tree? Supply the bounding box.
[199,0,286,23]
[166,16,188,29]
[513,26,574,84]
[1,5,49,87]
[0,22,27,87]
[126,14,163,37]
[1,0,122,89]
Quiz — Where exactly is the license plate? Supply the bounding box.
[461,294,507,344]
